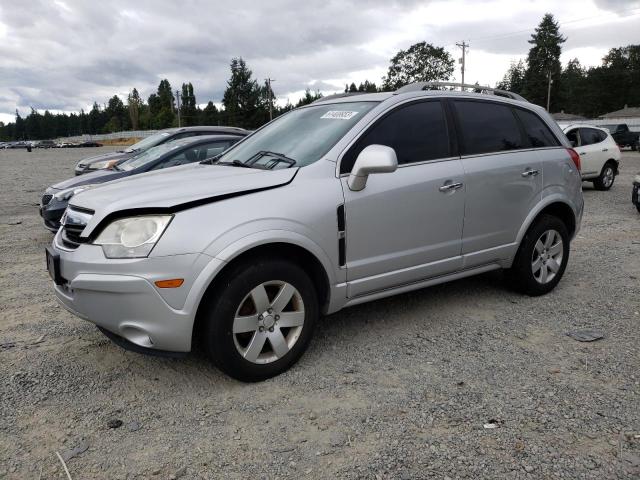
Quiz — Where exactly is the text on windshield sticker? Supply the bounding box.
[321,111,359,120]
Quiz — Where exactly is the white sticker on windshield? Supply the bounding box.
[321,110,359,120]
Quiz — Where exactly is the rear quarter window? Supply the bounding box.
[514,109,560,147]
[453,100,524,155]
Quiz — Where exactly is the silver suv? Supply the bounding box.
[47,83,583,381]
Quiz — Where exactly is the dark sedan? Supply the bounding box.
[74,126,248,175]
[40,135,241,231]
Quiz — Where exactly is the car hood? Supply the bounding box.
[70,163,298,231]
[79,150,132,166]
[50,169,127,191]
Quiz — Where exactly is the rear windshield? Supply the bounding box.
[216,102,378,168]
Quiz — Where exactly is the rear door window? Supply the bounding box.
[565,129,580,147]
[514,109,559,147]
[579,128,603,146]
[340,100,450,173]
[453,100,524,155]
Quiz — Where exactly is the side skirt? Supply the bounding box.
[342,263,502,309]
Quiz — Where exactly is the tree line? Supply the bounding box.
[496,14,640,118]
[0,13,638,141]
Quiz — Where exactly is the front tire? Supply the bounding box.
[593,162,616,191]
[506,215,570,296]
[200,258,318,382]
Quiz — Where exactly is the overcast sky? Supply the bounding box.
[1,0,639,124]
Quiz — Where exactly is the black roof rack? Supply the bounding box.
[394,81,528,102]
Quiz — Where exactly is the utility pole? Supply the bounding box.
[456,41,469,89]
[266,78,275,121]
[546,71,553,112]
[175,89,181,127]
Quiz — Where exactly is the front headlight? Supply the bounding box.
[53,184,97,201]
[88,160,111,170]
[93,215,172,258]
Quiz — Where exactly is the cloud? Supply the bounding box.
[0,0,637,119]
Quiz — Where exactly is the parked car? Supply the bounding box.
[47,83,583,381]
[77,141,102,148]
[599,123,639,150]
[40,135,240,231]
[633,173,640,213]
[563,124,621,190]
[35,140,57,148]
[73,126,249,175]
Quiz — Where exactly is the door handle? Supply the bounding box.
[580,152,587,155]
[602,148,608,152]
[521,169,539,177]
[439,182,463,192]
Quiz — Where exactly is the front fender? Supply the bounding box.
[213,229,340,285]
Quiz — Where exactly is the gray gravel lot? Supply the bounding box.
[1,147,639,479]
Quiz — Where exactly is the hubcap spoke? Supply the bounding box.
[548,242,562,256]
[540,264,548,283]
[269,329,289,358]
[544,232,554,248]
[250,284,270,313]
[244,331,267,362]
[277,311,305,328]
[271,283,295,313]
[535,239,545,254]
[233,315,259,334]
[532,257,542,273]
[547,258,560,273]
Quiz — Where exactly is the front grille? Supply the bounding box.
[60,207,94,250]
[42,194,53,206]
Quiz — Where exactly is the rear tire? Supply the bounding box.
[199,257,318,382]
[593,162,616,191]
[506,214,570,296]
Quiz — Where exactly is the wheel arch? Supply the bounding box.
[516,197,577,247]
[192,239,333,348]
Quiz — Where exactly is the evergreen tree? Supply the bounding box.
[558,59,588,115]
[201,101,219,125]
[496,60,526,93]
[222,58,267,129]
[127,88,143,130]
[522,13,565,111]
[358,80,378,92]
[180,82,198,126]
[348,82,358,92]
[295,89,322,107]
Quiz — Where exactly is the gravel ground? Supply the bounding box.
[1,147,639,479]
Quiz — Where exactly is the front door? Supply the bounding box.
[339,100,465,297]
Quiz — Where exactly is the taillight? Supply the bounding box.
[566,148,581,172]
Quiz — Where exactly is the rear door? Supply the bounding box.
[452,99,543,267]
[576,128,606,177]
[340,100,465,297]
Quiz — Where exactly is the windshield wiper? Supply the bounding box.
[200,153,224,165]
[246,151,297,169]
[215,159,253,168]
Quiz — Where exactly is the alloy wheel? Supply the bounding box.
[531,229,563,284]
[232,281,305,364]
[602,167,614,188]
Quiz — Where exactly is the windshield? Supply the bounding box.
[118,142,182,171]
[216,102,377,168]
[125,131,172,153]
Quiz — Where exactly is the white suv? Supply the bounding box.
[47,83,584,381]
[563,124,621,190]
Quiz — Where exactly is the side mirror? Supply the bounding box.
[347,144,398,191]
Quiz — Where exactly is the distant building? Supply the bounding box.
[601,104,640,119]
[552,110,586,122]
